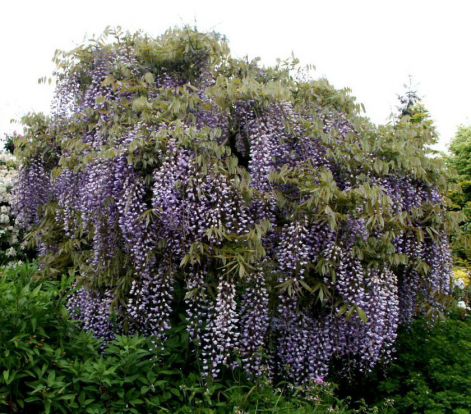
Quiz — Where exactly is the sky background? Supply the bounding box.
[1,0,470,152]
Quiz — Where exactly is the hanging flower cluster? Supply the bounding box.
[12,27,453,384]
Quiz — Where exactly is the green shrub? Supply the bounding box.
[0,263,99,412]
[371,313,471,414]
[0,262,352,413]
[3,263,470,413]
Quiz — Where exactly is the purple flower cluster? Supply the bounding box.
[202,279,238,378]
[67,287,115,343]
[14,159,50,230]
[127,257,174,340]
[239,270,270,377]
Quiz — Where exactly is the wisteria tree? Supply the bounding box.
[12,27,455,384]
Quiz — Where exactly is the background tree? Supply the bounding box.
[397,76,421,118]
[395,77,438,144]
[449,126,471,180]
[448,126,471,268]
[3,136,15,155]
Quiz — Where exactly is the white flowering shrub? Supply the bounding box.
[452,268,471,313]
[0,152,24,265]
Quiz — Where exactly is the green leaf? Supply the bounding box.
[356,306,368,323]
[299,279,314,293]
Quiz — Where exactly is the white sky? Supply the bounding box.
[1,0,471,152]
